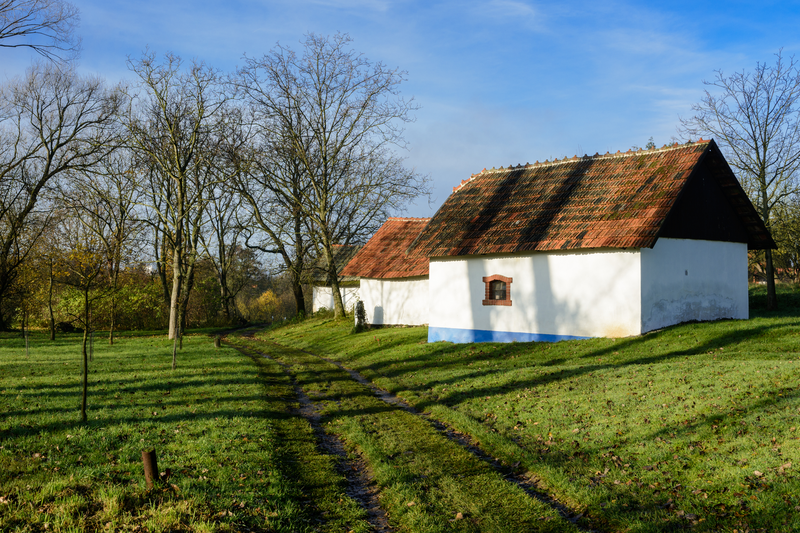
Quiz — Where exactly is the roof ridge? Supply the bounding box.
[387,216,432,221]
[452,139,712,193]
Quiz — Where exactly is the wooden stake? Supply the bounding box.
[142,449,158,489]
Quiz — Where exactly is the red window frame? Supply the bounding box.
[482,275,513,306]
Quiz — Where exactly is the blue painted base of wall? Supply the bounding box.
[428,326,591,344]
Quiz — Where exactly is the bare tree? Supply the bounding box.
[0,63,118,330]
[0,0,80,61]
[236,33,428,318]
[119,53,233,364]
[770,198,800,283]
[199,181,253,323]
[681,51,800,310]
[231,103,315,317]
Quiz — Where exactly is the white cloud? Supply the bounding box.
[473,0,541,30]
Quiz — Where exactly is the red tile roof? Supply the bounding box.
[341,218,430,279]
[409,140,775,257]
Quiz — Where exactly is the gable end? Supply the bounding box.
[657,142,776,250]
[656,163,750,244]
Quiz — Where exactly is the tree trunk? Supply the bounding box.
[765,248,778,310]
[168,244,182,339]
[156,239,171,308]
[172,332,178,370]
[172,303,183,370]
[23,310,29,357]
[0,266,11,332]
[179,260,195,346]
[48,261,55,341]
[217,239,233,323]
[109,296,115,345]
[761,195,778,310]
[220,275,231,322]
[108,265,119,345]
[322,243,346,318]
[81,288,89,423]
[292,202,308,317]
[291,273,306,317]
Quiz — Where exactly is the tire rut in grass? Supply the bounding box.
[235,343,394,532]
[290,345,598,532]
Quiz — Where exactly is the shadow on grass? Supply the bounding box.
[0,349,310,440]
[344,318,800,416]
[252,286,800,531]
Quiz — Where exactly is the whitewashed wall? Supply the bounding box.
[312,286,361,313]
[359,277,429,326]
[428,249,642,343]
[640,238,748,332]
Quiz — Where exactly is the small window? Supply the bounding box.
[482,275,513,306]
[490,280,506,300]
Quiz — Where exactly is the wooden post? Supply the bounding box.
[142,448,158,489]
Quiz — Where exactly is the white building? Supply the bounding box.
[340,218,431,326]
[407,139,775,343]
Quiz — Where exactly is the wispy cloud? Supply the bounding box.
[472,0,541,30]
[304,0,393,11]
[9,0,800,219]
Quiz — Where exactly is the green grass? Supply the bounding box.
[0,329,368,532]
[4,285,799,532]
[261,285,800,532]
[228,337,581,532]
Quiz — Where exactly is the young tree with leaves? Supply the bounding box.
[55,215,107,422]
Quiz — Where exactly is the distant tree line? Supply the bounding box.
[0,24,429,342]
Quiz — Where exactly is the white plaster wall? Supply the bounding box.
[429,249,642,339]
[640,238,748,332]
[359,277,429,326]
[312,286,361,313]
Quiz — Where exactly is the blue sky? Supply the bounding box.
[5,0,800,216]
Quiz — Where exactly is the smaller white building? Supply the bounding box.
[309,244,362,313]
[340,218,431,326]
[311,286,361,313]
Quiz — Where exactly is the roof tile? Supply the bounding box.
[411,141,716,256]
[340,218,430,279]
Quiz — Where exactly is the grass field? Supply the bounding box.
[261,285,800,532]
[0,329,368,532]
[2,285,799,532]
